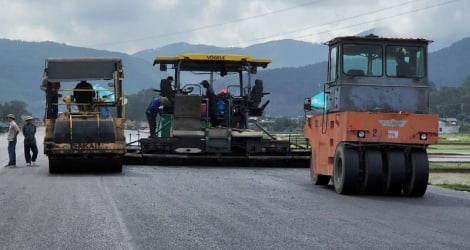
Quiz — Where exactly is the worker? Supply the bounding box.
[159,76,175,114]
[40,77,61,119]
[200,80,217,126]
[395,50,411,77]
[73,80,95,111]
[22,116,38,166]
[5,114,20,168]
[145,97,169,139]
[160,76,175,99]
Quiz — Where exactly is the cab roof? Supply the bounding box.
[326,34,431,46]
[153,53,271,72]
[45,57,122,82]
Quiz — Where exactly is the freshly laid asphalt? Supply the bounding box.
[0,129,469,249]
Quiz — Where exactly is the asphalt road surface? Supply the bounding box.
[0,129,469,249]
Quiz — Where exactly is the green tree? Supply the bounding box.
[429,76,470,132]
[272,117,296,132]
[0,100,29,122]
[430,86,464,117]
[125,88,158,121]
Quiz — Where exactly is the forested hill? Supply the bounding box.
[428,36,470,87]
[256,62,327,115]
[0,37,470,117]
[133,39,327,69]
[0,39,161,116]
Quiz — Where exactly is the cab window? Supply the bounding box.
[329,46,338,82]
[342,44,382,76]
[386,46,425,78]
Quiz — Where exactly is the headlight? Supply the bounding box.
[357,130,366,138]
[420,133,428,140]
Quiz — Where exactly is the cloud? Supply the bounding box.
[0,0,468,53]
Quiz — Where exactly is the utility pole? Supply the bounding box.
[461,103,464,136]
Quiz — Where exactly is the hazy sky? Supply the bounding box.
[0,0,467,54]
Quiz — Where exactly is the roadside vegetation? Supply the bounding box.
[0,100,30,121]
[429,163,470,192]
[427,144,470,154]
[427,133,470,155]
[433,184,470,192]
[437,133,470,143]
[430,163,470,172]
[427,133,470,192]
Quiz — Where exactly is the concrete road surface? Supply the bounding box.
[0,128,469,249]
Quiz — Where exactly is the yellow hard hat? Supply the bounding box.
[6,114,15,119]
[62,95,73,104]
[161,97,169,105]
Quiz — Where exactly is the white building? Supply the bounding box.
[438,118,460,134]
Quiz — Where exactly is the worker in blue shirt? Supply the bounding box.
[146,97,169,139]
[22,116,38,166]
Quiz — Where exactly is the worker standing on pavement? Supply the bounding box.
[22,116,38,166]
[5,114,20,168]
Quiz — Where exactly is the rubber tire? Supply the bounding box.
[108,158,123,173]
[360,149,383,194]
[383,149,406,195]
[333,144,360,195]
[49,157,60,174]
[403,149,429,197]
[312,172,331,186]
[310,154,330,185]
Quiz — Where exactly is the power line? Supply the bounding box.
[229,0,460,47]
[89,0,460,50]
[89,0,325,47]
[304,0,460,40]
[225,0,421,47]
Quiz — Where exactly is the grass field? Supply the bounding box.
[421,133,470,154]
[427,144,470,154]
[430,163,470,172]
[429,162,470,191]
[433,183,470,192]
[437,133,470,143]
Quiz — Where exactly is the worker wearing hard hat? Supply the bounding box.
[22,116,38,166]
[5,114,20,167]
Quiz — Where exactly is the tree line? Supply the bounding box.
[0,100,30,125]
[121,78,470,132]
[3,77,469,133]
[430,76,470,132]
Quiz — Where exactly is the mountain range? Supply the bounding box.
[133,39,327,69]
[0,36,469,117]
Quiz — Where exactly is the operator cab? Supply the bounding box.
[325,34,431,114]
[154,53,271,129]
